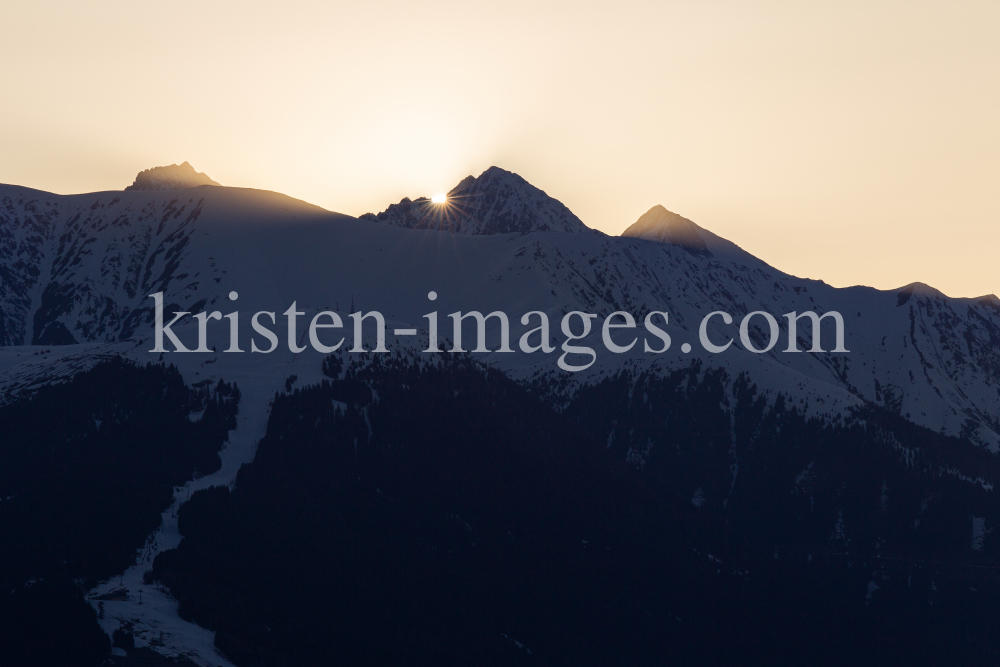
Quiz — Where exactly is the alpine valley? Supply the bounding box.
[1,163,998,666]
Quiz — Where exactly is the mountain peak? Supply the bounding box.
[360,166,588,235]
[621,205,711,257]
[125,161,220,191]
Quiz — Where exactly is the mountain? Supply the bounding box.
[5,178,1000,449]
[359,166,588,235]
[125,161,220,191]
[621,204,711,256]
[2,169,1000,664]
[0,184,335,347]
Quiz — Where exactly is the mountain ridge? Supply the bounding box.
[4,169,1000,664]
[360,166,589,235]
[4,175,1000,452]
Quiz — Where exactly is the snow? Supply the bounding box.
[3,175,1000,661]
[361,166,587,235]
[6,181,1000,452]
[0,342,326,666]
[84,347,304,666]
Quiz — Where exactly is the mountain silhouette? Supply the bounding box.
[3,173,999,451]
[621,205,712,257]
[125,161,220,191]
[360,166,587,235]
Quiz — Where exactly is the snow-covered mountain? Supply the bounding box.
[4,165,1000,664]
[0,181,336,347]
[360,166,587,235]
[4,168,1000,448]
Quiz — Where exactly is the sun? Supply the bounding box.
[431,193,447,204]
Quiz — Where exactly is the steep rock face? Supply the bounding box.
[360,166,588,235]
[125,162,220,191]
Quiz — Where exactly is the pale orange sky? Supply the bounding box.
[1,1,997,297]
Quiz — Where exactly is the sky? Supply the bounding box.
[1,0,997,298]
